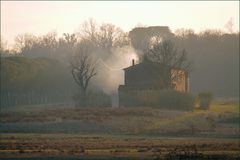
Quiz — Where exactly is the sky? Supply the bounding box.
[1,1,239,48]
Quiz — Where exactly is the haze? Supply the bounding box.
[1,1,239,48]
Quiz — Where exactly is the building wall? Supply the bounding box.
[125,65,165,89]
[118,88,192,110]
[119,64,190,107]
[171,69,189,92]
[118,89,163,107]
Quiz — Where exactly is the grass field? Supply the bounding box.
[0,133,239,159]
[1,101,239,136]
[0,101,239,159]
[209,101,239,113]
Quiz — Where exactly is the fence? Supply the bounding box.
[0,90,113,107]
[0,91,73,107]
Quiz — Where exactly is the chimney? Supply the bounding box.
[132,59,135,66]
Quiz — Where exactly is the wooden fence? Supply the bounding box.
[0,91,73,107]
[0,91,112,107]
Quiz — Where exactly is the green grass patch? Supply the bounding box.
[208,102,239,113]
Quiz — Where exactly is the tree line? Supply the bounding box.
[1,19,239,107]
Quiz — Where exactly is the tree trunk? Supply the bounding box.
[80,91,87,107]
[76,88,87,107]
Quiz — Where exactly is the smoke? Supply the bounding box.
[91,46,139,95]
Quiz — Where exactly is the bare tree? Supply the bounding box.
[41,32,58,48]
[55,33,78,61]
[78,18,99,48]
[224,17,234,33]
[98,23,130,49]
[129,26,174,60]
[14,32,58,58]
[70,41,97,107]
[14,34,38,54]
[77,19,130,52]
[62,33,77,47]
[147,39,192,89]
[0,36,8,56]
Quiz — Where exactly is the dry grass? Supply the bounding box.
[1,102,239,136]
[209,101,239,113]
[0,134,239,159]
[1,103,239,159]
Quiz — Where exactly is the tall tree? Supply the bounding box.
[14,32,58,58]
[77,19,130,53]
[56,33,77,62]
[70,41,97,107]
[98,23,130,49]
[147,39,191,89]
[129,26,174,59]
[14,33,37,54]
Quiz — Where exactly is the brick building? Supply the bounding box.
[118,60,189,107]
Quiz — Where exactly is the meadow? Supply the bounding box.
[0,101,239,159]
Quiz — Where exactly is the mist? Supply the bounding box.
[89,46,139,107]
[1,20,239,108]
[92,46,139,94]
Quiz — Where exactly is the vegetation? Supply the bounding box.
[198,92,213,109]
[71,45,97,107]
[1,101,238,137]
[209,101,239,113]
[0,56,75,107]
[0,100,238,158]
[1,19,239,107]
[130,28,239,98]
[1,56,73,90]
[0,133,239,160]
[146,40,191,89]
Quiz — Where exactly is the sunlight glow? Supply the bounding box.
[1,1,239,48]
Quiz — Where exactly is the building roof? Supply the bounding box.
[124,61,158,70]
[123,61,185,72]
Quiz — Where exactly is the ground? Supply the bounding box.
[0,101,239,159]
[0,134,239,160]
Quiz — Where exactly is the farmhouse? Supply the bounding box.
[118,60,190,107]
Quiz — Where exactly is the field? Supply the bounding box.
[0,134,239,160]
[0,101,239,159]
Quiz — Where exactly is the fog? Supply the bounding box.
[92,46,139,94]
[0,20,239,107]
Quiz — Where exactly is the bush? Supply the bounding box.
[198,92,213,109]
[73,90,112,107]
[157,90,195,111]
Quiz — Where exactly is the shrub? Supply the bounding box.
[73,90,112,107]
[198,92,213,109]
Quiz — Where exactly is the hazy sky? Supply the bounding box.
[1,1,239,48]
